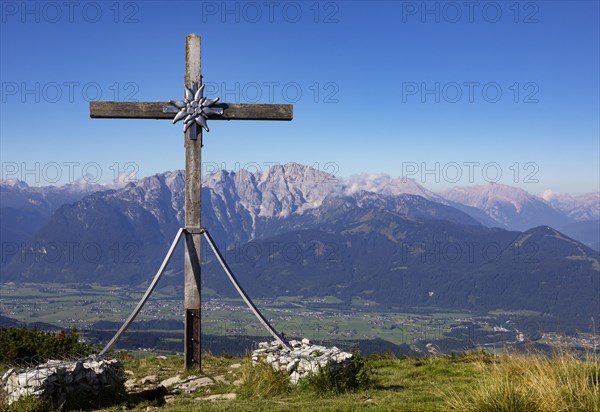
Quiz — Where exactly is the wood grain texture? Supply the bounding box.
[90,101,293,121]
[183,33,202,370]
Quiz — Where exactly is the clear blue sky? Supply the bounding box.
[1,0,598,195]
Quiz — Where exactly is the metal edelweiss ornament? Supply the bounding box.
[170,84,223,132]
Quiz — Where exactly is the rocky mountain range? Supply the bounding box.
[440,183,599,249]
[3,164,597,246]
[441,183,573,231]
[541,190,600,221]
[1,164,598,330]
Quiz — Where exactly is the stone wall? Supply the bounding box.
[1,356,123,405]
[252,339,354,384]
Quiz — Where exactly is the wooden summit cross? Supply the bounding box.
[90,34,293,368]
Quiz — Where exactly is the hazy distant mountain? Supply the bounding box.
[439,183,573,231]
[0,179,107,224]
[541,190,600,221]
[0,179,111,258]
[1,171,187,282]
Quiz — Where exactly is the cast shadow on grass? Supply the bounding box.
[2,385,169,412]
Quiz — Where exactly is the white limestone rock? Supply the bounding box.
[1,357,124,405]
[250,339,354,385]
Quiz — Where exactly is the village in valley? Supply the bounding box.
[1,282,597,357]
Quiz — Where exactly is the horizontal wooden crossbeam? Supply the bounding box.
[90,101,292,121]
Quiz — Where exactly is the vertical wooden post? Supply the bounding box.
[184,33,202,369]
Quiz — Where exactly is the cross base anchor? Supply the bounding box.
[185,308,201,368]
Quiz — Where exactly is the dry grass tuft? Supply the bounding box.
[445,348,600,412]
[236,358,290,399]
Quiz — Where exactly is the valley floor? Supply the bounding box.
[5,282,596,357]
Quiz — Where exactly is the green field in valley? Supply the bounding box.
[1,282,596,356]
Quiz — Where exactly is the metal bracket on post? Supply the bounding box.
[184,226,205,235]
